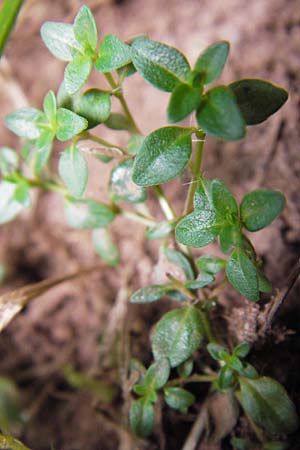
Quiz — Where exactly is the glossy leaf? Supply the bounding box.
[92,228,119,266]
[211,178,238,217]
[0,147,18,176]
[151,306,204,367]
[167,84,202,123]
[134,358,170,395]
[197,86,246,141]
[95,34,131,72]
[130,284,172,304]
[109,159,146,203]
[64,55,92,95]
[239,376,299,435]
[56,108,88,141]
[73,5,97,51]
[4,108,43,140]
[194,41,229,84]
[58,145,88,197]
[207,343,229,361]
[229,79,288,125]
[185,272,214,289]
[74,89,111,128]
[218,366,235,389]
[196,255,226,274]
[233,342,251,358]
[131,36,191,92]
[240,189,285,232]
[133,127,192,186]
[226,249,259,301]
[130,398,154,438]
[164,247,194,280]
[64,198,115,229]
[40,22,81,61]
[164,387,195,413]
[175,209,221,248]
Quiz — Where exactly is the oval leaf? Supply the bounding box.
[58,145,88,197]
[175,209,220,248]
[229,79,288,125]
[164,387,195,413]
[167,84,202,123]
[4,108,43,140]
[95,34,131,72]
[73,5,97,51]
[64,55,92,95]
[226,249,259,301]
[40,22,81,61]
[64,198,115,229]
[197,86,246,141]
[74,89,111,128]
[131,37,191,92]
[240,189,285,232]
[130,285,171,304]
[132,126,192,186]
[92,228,120,266]
[194,41,229,84]
[56,108,88,141]
[195,255,226,275]
[151,306,204,367]
[239,376,299,435]
[130,398,154,438]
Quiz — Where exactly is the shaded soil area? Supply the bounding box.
[0,0,299,449]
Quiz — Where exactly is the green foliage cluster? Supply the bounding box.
[1,5,297,448]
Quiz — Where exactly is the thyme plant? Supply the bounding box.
[1,5,298,448]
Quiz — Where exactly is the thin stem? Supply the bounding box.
[166,274,196,301]
[167,373,216,387]
[199,309,218,344]
[0,0,24,56]
[183,134,206,216]
[24,177,68,196]
[121,210,157,228]
[153,185,176,221]
[104,73,141,134]
[79,131,126,153]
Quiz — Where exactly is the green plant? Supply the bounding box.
[1,5,298,448]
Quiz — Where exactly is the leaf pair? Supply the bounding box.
[41,6,98,94]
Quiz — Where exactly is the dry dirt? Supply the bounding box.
[0,0,299,449]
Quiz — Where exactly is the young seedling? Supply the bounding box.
[1,4,298,448]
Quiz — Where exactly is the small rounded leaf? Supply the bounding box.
[229,79,288,125]
[41,22,81,61]
[59,145,88,197]
[92,228,120,266]
[73,5,98,51]
[95,35,131,72]
[196,255,226,275]
[197,86,246,141]
[130,285,171,304]
[164,387,195,413]
[64,198,115,229]
[194,41,230,84]
[239,376,299,435]
[132,127,192,186]
[151,306,204,367]
[175,209,220,248]
[64,55,92,95]
[4,108,43,140]
[130,398,154,438]
[74,89,111,128]
[167,84,202,123]
[240,189,285,232]
[56,108,88,141]
[226,249,259,301]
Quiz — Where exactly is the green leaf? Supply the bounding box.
[105,113,132,131]
[73,5,97,51]
[92,228,120,266]
[134,358,170,396]
[229,79,288,125]
[0,181,30,225]
[74,89,111,128]
[151,306,204,367]
[130,284,172,304]
[239,376,299,435]
[0,147,18,176]
[131,36,191,92]
[33,129,54,174]
[177,358,194,378]
[109,159,146,203]
[4,108,43,139]
[40,22,82,61]
[207,343,229,361]
[195,255,226,275]
[58,145,88,197]
[240,363,258,380]
[185,272,214,289]
[167,84,202,123]
[211,179,238,217]
[219,223,242,254]
[194,41,229,84]
[233,342,251,358]
[146,221,174,240]
[228,355,244,372]
[64,55,92,95]
[164,247,194,280]
[240,189,285,232]
[130,398,154,438]
[132,126,192,186]
[127,134,144,155]
[193,176,213,210]
[196,86,246,141]
[218,366,235,389]
[226,249,259,301]
[164,387,195,413]
[95,34,131,72]
[64,198,115,229]
[56,108,88,141]
[175,209,221,248]
[117,62,137,80]
[43,90,57,126]
[257,270,272,294]
[231,437,255,450]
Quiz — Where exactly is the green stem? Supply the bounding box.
[0,0,24,56]
[167,373,216,387]
[104,73,141,134]
[79,131,126,153]
[153,185,176,221]
[24,177,68,195]
[199,309,218,344]
[121,210,157,228]
[166,274,196,301]
[183,133,206,216]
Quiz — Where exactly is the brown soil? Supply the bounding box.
[0,0,300,449]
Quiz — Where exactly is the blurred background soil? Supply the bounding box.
[0,0,299,449]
